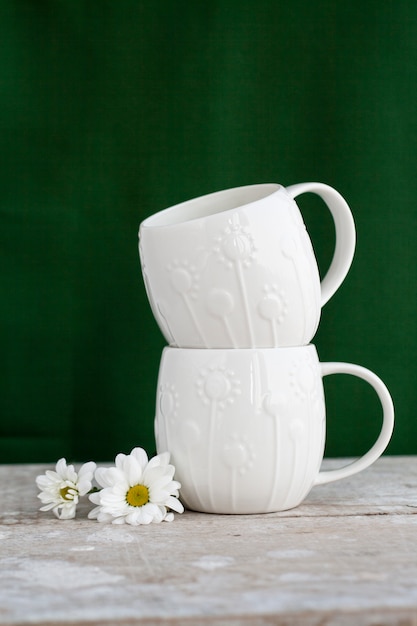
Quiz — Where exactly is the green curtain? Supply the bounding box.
[1,0,416,463]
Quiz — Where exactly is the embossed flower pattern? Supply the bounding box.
[196,365,241,413]
[214,222,256,269]
[222,434,256,476]
[167,259,200,300]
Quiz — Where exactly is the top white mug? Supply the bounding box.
[138,182,356,348]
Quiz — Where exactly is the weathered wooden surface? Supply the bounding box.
[1,456,417,626]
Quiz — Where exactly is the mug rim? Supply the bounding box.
[140,183,282,230]
[161,344,317,355]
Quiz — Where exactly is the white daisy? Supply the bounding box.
[36,458,96,520]
[88,447,184,525]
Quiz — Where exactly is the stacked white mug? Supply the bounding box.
[138,182,394,514]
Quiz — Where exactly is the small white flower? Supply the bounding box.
[88,447,184,525]
[36,459,96,520]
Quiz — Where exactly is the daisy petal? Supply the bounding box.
[55,458,68,477]
[78,461,96,481]
[130,447,149,470]
[123,455,142,487]
[146,451,170,470]
[165,495,185,513]
[94,466,126,489]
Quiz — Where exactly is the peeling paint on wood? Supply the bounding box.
[1,457,417,625]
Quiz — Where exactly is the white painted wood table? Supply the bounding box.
[1,456,417,625]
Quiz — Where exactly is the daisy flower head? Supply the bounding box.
[36,459,96,520]
[88,447,184,525]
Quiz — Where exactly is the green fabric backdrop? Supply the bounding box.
[1,1,416,463]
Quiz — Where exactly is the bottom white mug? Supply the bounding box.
[154,345,394,514]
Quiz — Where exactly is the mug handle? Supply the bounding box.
[314,362,394,486]
[286,182,356,306]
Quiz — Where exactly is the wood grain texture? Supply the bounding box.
[1,457,417,625]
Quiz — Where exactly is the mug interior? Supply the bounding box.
[141,183,280,227]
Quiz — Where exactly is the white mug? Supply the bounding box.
[154,345,394,514]
[139,182,356,348]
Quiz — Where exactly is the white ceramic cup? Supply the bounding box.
[154,345,394,514]
[139,182,356,348]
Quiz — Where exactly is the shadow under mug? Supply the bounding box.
[154,345,394,514]
[139,182,356,348]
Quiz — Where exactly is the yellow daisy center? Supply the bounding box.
[126,484,149,507]
[59,486,74,500]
